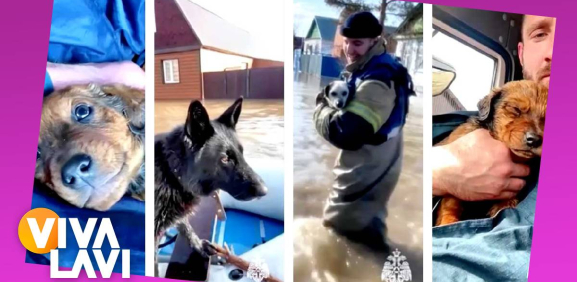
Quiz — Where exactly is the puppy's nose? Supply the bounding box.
[61,154,93,188]
[524,132,542,148]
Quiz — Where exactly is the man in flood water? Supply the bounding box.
[313,11,414,253]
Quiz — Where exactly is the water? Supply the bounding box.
[293,73,423,282]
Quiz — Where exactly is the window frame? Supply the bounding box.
[162,59,180,84]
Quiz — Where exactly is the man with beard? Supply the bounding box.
[432,15,554,281]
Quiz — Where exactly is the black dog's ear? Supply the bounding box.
[96,84,145,137]
[217,97,243,129]
[477,88,503,122]
[185,100,214,146]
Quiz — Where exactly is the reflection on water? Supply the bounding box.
[293,73,423,282]
[155,99,284,161]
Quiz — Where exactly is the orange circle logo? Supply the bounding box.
[18,208,59,254]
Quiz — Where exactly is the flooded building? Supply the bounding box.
[155,0,283,100]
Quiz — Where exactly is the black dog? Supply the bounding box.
[154,98,267,265]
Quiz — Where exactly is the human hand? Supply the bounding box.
[47,61,145,91]
[432,129,530,201]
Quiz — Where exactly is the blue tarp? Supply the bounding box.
[31,0,146,276]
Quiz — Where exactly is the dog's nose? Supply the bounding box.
[255,185,268,197]
[61,154,93,188]
[524,132,542,148]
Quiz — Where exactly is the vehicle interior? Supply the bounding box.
[432,5,524,115]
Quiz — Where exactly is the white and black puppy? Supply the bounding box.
[324,81,350,109]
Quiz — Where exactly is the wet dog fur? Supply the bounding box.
[154,98,267,272]
[35,84,145,211]
[435,80,547,226]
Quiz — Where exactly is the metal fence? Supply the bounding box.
[202,67,284,99]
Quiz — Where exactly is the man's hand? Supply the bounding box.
[47,61,145,91]
[433,129,530,201]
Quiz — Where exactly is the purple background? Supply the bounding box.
[0,0,574,281]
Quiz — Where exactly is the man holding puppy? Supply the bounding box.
[313,11,414,253]
[432,15,555,280]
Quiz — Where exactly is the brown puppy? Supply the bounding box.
[35,84,145,211]
[435,80,547,226]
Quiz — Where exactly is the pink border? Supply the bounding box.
[1,0,575,281]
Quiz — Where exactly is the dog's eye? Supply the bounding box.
[221,156,229,164]
[506,106,521,116]
[330,92,337,97]
[37,147,41,160]
[74,104,93,122]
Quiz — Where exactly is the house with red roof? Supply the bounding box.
[155,0,283,100]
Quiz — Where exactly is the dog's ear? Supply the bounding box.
[217,97,243,129]
[477,88,503,122]
[185,100,214,146]
[96,84,145,137]
[324,82,334,97]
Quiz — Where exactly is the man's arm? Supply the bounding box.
[46,61,145,91]
[313,80,396,150]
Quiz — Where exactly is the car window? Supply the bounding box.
[432,29,496,111]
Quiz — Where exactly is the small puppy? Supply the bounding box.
[35,84,145,211]
[435,80,547,226]
[154,98,268,269]
[324,81,350,109]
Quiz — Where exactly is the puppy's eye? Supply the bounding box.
[37,147,41,160]
[74,104,93,122]
[506,106,521,116]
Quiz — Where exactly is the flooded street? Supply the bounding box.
[155,99,284,161]
[293,74,423,282]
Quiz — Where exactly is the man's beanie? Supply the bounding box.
[340,11,383,38]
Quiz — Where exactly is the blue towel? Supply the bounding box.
[48,0,145,66]
[44,71,53,96]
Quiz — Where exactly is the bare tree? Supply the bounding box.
[379,1,416,36]
[325,0,375,23]
[325,0,416,35]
